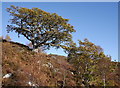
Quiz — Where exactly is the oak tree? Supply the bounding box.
[7,5,75,49]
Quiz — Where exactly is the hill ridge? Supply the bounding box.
[2,40,76,87]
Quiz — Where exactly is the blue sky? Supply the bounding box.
[2,2,118,61]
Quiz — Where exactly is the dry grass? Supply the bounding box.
[2,40,76,87]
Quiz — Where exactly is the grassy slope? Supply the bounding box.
[2,40,76,86]
[2,40,120,87]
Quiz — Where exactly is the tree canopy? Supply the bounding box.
[63,38,115,87]
[7,5,75,49]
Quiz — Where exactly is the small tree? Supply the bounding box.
[6,5,75,49]
[96,56,118,87]
[0,36,3,40]
[64,39,108,87]
[5,34,11,41]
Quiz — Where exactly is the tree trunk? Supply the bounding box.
[103,73,106,88]
[31,41,38,50]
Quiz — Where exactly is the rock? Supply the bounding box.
[47,62,53,68]
[42,62,53,68]
[3,73,12,78]
[28,81,32,86]
[54,68,59,73]
[37,61,41,64]
[51,56,57,59]
[27,81,38,87]
[42,64,49,67]
[32,49,39,53]
[71,72,74,75]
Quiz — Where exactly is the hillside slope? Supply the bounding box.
[2,40,76,87]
